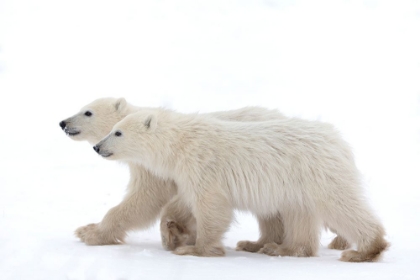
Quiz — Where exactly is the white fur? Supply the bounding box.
[96,108,388,261]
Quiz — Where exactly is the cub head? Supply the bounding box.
[59,97,130,145]
[92,110,159,162]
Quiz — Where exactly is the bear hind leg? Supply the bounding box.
[322,200,389,262]
[328,236,351,251]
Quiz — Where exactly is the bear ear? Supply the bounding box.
[144,114,157,130]
[115,98,127,111]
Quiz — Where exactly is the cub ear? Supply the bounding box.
[115,98,127,111]
[144,114,157,130]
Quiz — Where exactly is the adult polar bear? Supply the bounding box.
[94,108,388,262]
[60,98,348,251]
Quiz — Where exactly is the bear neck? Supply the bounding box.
[153,111,209,180]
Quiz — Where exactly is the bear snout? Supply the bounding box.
[93,145,100,153]
[93,145,113,157]
[59,121,66,130]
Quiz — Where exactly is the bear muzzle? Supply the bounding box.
[93,145,113,157]
[60,120,80,136]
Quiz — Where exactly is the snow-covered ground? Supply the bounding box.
[0,0,419,279]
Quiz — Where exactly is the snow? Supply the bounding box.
[0,0,419,279]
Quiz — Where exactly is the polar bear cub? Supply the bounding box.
[94,108,388,262]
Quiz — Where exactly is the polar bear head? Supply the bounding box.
[92,110,160,162]
[59,98,132,145]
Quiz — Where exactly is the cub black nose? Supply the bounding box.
[93,145,100,153]
[59,121,66,130]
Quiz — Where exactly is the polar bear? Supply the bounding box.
[59,98,348,251]
[93,108,388,262]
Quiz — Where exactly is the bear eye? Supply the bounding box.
[84,111,92,117]
[115,131,122,137]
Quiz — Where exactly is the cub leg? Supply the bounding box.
[76,167,176,245]
[259,208,320,258]
[174,191,232,257]
[160,194,197,251]
[322,196,389,262]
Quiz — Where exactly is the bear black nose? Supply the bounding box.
[93,145,100,153]
[59,121,66,130]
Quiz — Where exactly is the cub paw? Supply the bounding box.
[258,242,281,256]
[75,223,121,245]
[160,220,190,251]
[259,242,315,257]
[236,240,264,253]
[328,236,351,250]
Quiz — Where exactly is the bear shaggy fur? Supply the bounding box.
[94,108,388,262]
[59,98,349,251]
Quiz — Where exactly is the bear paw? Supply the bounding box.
[258,242,282,256]
[259,242,315,257]
[340,243,388,263]
[328,236,351,250]
[236,240,264,253]
[340,236,389,262]
[173,245,225,257]
[75,223,122,245]
[161,221,191,251]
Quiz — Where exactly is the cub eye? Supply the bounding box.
[115,131,122,137]
[84,111,92,117]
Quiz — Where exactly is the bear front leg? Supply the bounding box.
[75,190,143,245]
[76,170,176,245]
[258,208,319,258]
[160,194,197,251]
[237,214,284,253]
[173,192,232,257]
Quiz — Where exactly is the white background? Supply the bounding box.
[0,0,419,279]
